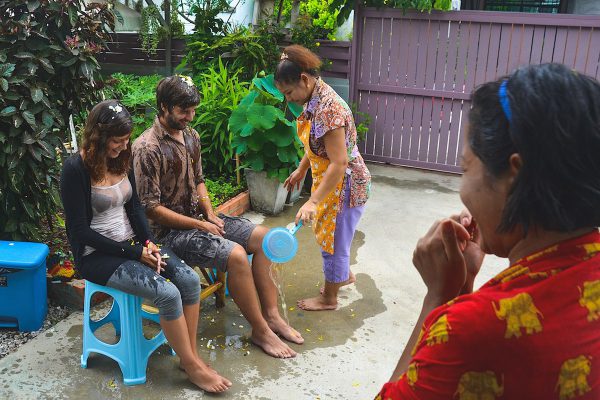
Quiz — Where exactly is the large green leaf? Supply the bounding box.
[240,123,253,137]
[247,103,284,130]
[79,62,94,80]
[288,102,303,118]
[252,74,284,101]
[22,132,36,145]
[229,104,248,134]
[26,0,40,12]
[239,90,259,107]
[14,52,35,59]
[22,111,37,129]
[231,134,248,154]
[38,58,54,74]
[0,78,7,91]
[246,153,264,171]
[266,122,296,148]
[31,87,43,103]
[0,106,17,117]
[277,146,297,163]
[0,63,15,77]
[246,132,268,151]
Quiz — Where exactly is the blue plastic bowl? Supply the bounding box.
[262,221,303,263]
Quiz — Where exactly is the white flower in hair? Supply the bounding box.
[280,52,288,61]
[177,74,195,87]
[108,104,123,114]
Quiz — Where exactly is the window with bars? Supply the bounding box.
[484,0,562,13]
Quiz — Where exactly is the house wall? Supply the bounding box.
[568,0,600,15]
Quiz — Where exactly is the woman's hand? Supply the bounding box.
[295,199,317,225]
[454,210,485,295]
[140,245,165,274]
[412,218,473,304]
[284,167,308,192]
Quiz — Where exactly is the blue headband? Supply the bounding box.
[498,80,512,123]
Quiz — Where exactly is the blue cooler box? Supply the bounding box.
[0,241,49,331]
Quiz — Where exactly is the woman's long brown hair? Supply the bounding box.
[81,100,133,182]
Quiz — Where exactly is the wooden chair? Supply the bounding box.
[196,267,226,308]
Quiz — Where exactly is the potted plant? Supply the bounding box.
[229,73,303,214]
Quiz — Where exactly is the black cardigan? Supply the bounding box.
[60,154,154,285]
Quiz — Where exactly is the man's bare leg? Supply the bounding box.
[161,315,231,392]
[246,226,304,344]
[226,245,297,358]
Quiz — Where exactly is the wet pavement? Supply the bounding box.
[0,164,505,399]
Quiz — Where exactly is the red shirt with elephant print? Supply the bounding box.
[377,230,600,400]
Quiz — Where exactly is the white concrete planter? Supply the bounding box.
[244,169,288,215]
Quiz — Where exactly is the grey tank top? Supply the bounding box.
[83,176,136,256]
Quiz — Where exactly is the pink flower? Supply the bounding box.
[65,35,80,49]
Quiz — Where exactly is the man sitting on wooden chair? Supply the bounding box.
[132,75,304,359]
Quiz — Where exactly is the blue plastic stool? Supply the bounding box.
[81,280,171,386]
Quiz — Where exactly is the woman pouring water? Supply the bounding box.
[275,45,371,311]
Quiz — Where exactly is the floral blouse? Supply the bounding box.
[302,78,371,208]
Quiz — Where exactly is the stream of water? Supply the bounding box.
[268,262,289,326]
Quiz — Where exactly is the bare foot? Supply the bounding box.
[320,272,356,295]
[182,362,232,393]
[297,295,338,311]
[251,328,297,358]
[267,316,304,344]
[179,360,216,373]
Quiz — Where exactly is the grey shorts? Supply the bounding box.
[159,214,256,272]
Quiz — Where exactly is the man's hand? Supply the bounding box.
[206,213,225,230]
[199,220,225,237]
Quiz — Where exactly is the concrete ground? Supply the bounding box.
[0,163,506,400]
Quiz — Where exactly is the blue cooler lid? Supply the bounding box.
[0,241,49,270]
[262,228,298,264]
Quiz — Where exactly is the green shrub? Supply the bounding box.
[192,59,250,178]
[104,73,163,140]
[182,25,274,82]
[205,178,246,209]
[0,0,114,240]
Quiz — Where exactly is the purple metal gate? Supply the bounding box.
[350,8,600,173]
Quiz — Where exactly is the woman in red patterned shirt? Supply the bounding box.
[378,63,600,399]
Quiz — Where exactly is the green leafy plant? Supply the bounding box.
[205,178,246,209]
[229,73,304,183]
[290,15,328,52]
[191,58,250,178]
[0,0,115,241]
[139,0,184,55]
[104,73,163,140]
[182,25,276,82]
[351,103,371,144]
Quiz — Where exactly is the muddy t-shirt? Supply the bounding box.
[132,117,205,239]
[377,230,600,400]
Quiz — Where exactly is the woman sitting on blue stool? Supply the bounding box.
[60,100,231,393]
